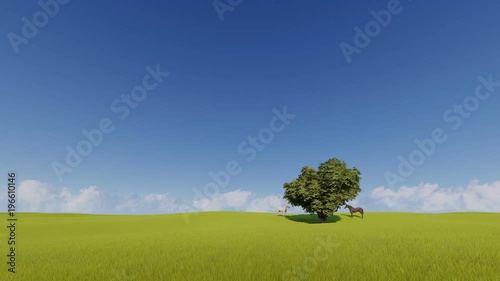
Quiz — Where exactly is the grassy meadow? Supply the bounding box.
[2,211,499,281]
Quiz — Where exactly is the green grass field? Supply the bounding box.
[2,212,499,281]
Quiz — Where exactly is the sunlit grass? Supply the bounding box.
[2,212,499,280]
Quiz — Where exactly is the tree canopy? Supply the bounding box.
[283,158,361,223]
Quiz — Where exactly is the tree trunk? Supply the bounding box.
[317,213,328,223]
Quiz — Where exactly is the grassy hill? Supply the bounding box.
[2,212,499,281]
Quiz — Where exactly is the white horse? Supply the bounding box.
[277,205,290,216]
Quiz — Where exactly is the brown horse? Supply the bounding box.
[345,205,364,218]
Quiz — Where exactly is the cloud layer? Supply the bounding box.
[4,180,299,214]
[16,180,102,213]
[371,180,500,212]
[192,189,302,213]
[5,179,500,214]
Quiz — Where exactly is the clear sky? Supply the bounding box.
[1,0,500,214]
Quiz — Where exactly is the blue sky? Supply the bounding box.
[1,0,500,214]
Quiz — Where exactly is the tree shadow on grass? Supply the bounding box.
[283,214,341,224]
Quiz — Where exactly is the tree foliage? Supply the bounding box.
[283,158,361,223]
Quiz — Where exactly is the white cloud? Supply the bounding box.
[60,186,101,213]
[7,180,182,214]
[115,193,188,214]
[246,194,283,212]
[14,180,102,213]
[9,180,300,214]
[191,189,306,213]
[193,189,253,211]
[371,180,500,212]
[18,180,58,212]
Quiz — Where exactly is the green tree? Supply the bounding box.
[283,158,361,223]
